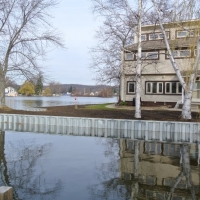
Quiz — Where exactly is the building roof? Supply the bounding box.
[125,38,197,51]
[141,19,200,31]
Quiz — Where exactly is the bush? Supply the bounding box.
[119,101,127,106]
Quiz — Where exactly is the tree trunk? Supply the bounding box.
[0,131,5,158]
[182,90,192,119]
[0,76,6,107]
[135,0,142,119]
[181,144,196,200]
[134,141,139,178]
[118,84,121,104]
[182,73,196,119]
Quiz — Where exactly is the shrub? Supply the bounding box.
[119,101,127,106]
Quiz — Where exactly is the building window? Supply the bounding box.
[177,30,194,38]
[146,82,163,94]
[178,83,182,93]
[141,34,147,41]
[165,82,182,94]
[146,81,181,95]
[180,50,191,57]
[177,30,187,38]
[166,49,191,58]
[125,52,134,60]
[149,33,158,40]
[149,32,169,40]
[147,82,151,93]
[148,52,159,59]
[127,82,135,94]
[171,50,178,57]
[141,52,146,59]
[140,51,159,60]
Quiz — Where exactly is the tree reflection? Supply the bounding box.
[167,144,196,200]
[0,131,62,200]
[88,138,132,200]
[88,138,199,200]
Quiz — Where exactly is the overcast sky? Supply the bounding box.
[44,0,100,85]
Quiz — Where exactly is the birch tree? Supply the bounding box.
[134,0,142,118]
[0,0,64,108]
[152,0,200,119]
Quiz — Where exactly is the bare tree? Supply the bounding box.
[48,81,62,95]
[152,0,200,119]
[90,0,136,102]
[0,0,64,107]
[5,77,18,89]
[0,131,62,199]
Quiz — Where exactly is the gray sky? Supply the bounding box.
[43,0,100,85]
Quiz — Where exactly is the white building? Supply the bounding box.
[5,87,18,97]
[120,20,200,106]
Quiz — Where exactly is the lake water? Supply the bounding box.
[0,130,200,200]
[5,96,117,110]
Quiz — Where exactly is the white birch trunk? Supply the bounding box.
[182,37,200,119]
[182,76,194,119]
[135,0,142,119]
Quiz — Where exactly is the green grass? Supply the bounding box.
[84,103,114,110]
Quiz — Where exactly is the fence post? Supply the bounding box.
[0,187,13,200]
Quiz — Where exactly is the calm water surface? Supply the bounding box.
[0,131,199,200]
[5,96,117,110]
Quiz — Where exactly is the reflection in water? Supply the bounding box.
[120,140,200,199]
[89,139,200,200]
[5,96,117,110]
[1,129,200,199]
[0,131,62,200]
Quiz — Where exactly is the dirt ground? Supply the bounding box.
[0,105,199,122]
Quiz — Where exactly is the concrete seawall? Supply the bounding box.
[0,114,199,143]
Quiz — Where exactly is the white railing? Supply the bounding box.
[0,114,199,143]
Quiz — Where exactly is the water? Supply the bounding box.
[5,96,117,110]
[0,131,200,200]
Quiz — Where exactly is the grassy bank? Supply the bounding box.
[85,103,113,110]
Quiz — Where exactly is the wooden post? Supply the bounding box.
[0,187,13,200]
[74,96,77,109]
[198,105,200,118]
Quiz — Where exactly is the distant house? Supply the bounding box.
[5,87,18,97]
[120,19,200,106]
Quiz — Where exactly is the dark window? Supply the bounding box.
[178,83,182,93]
[159,83,162,93]
[166,83,170,93]
[129,83,135,92]
[127,82,135,94]
[147,83,151,93]
[172,82,177,93]
[152,83,157,93]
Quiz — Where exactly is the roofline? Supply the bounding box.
[141,19,200,28]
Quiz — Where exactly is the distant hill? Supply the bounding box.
[60,84,118,96]
[60,84,118,94]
